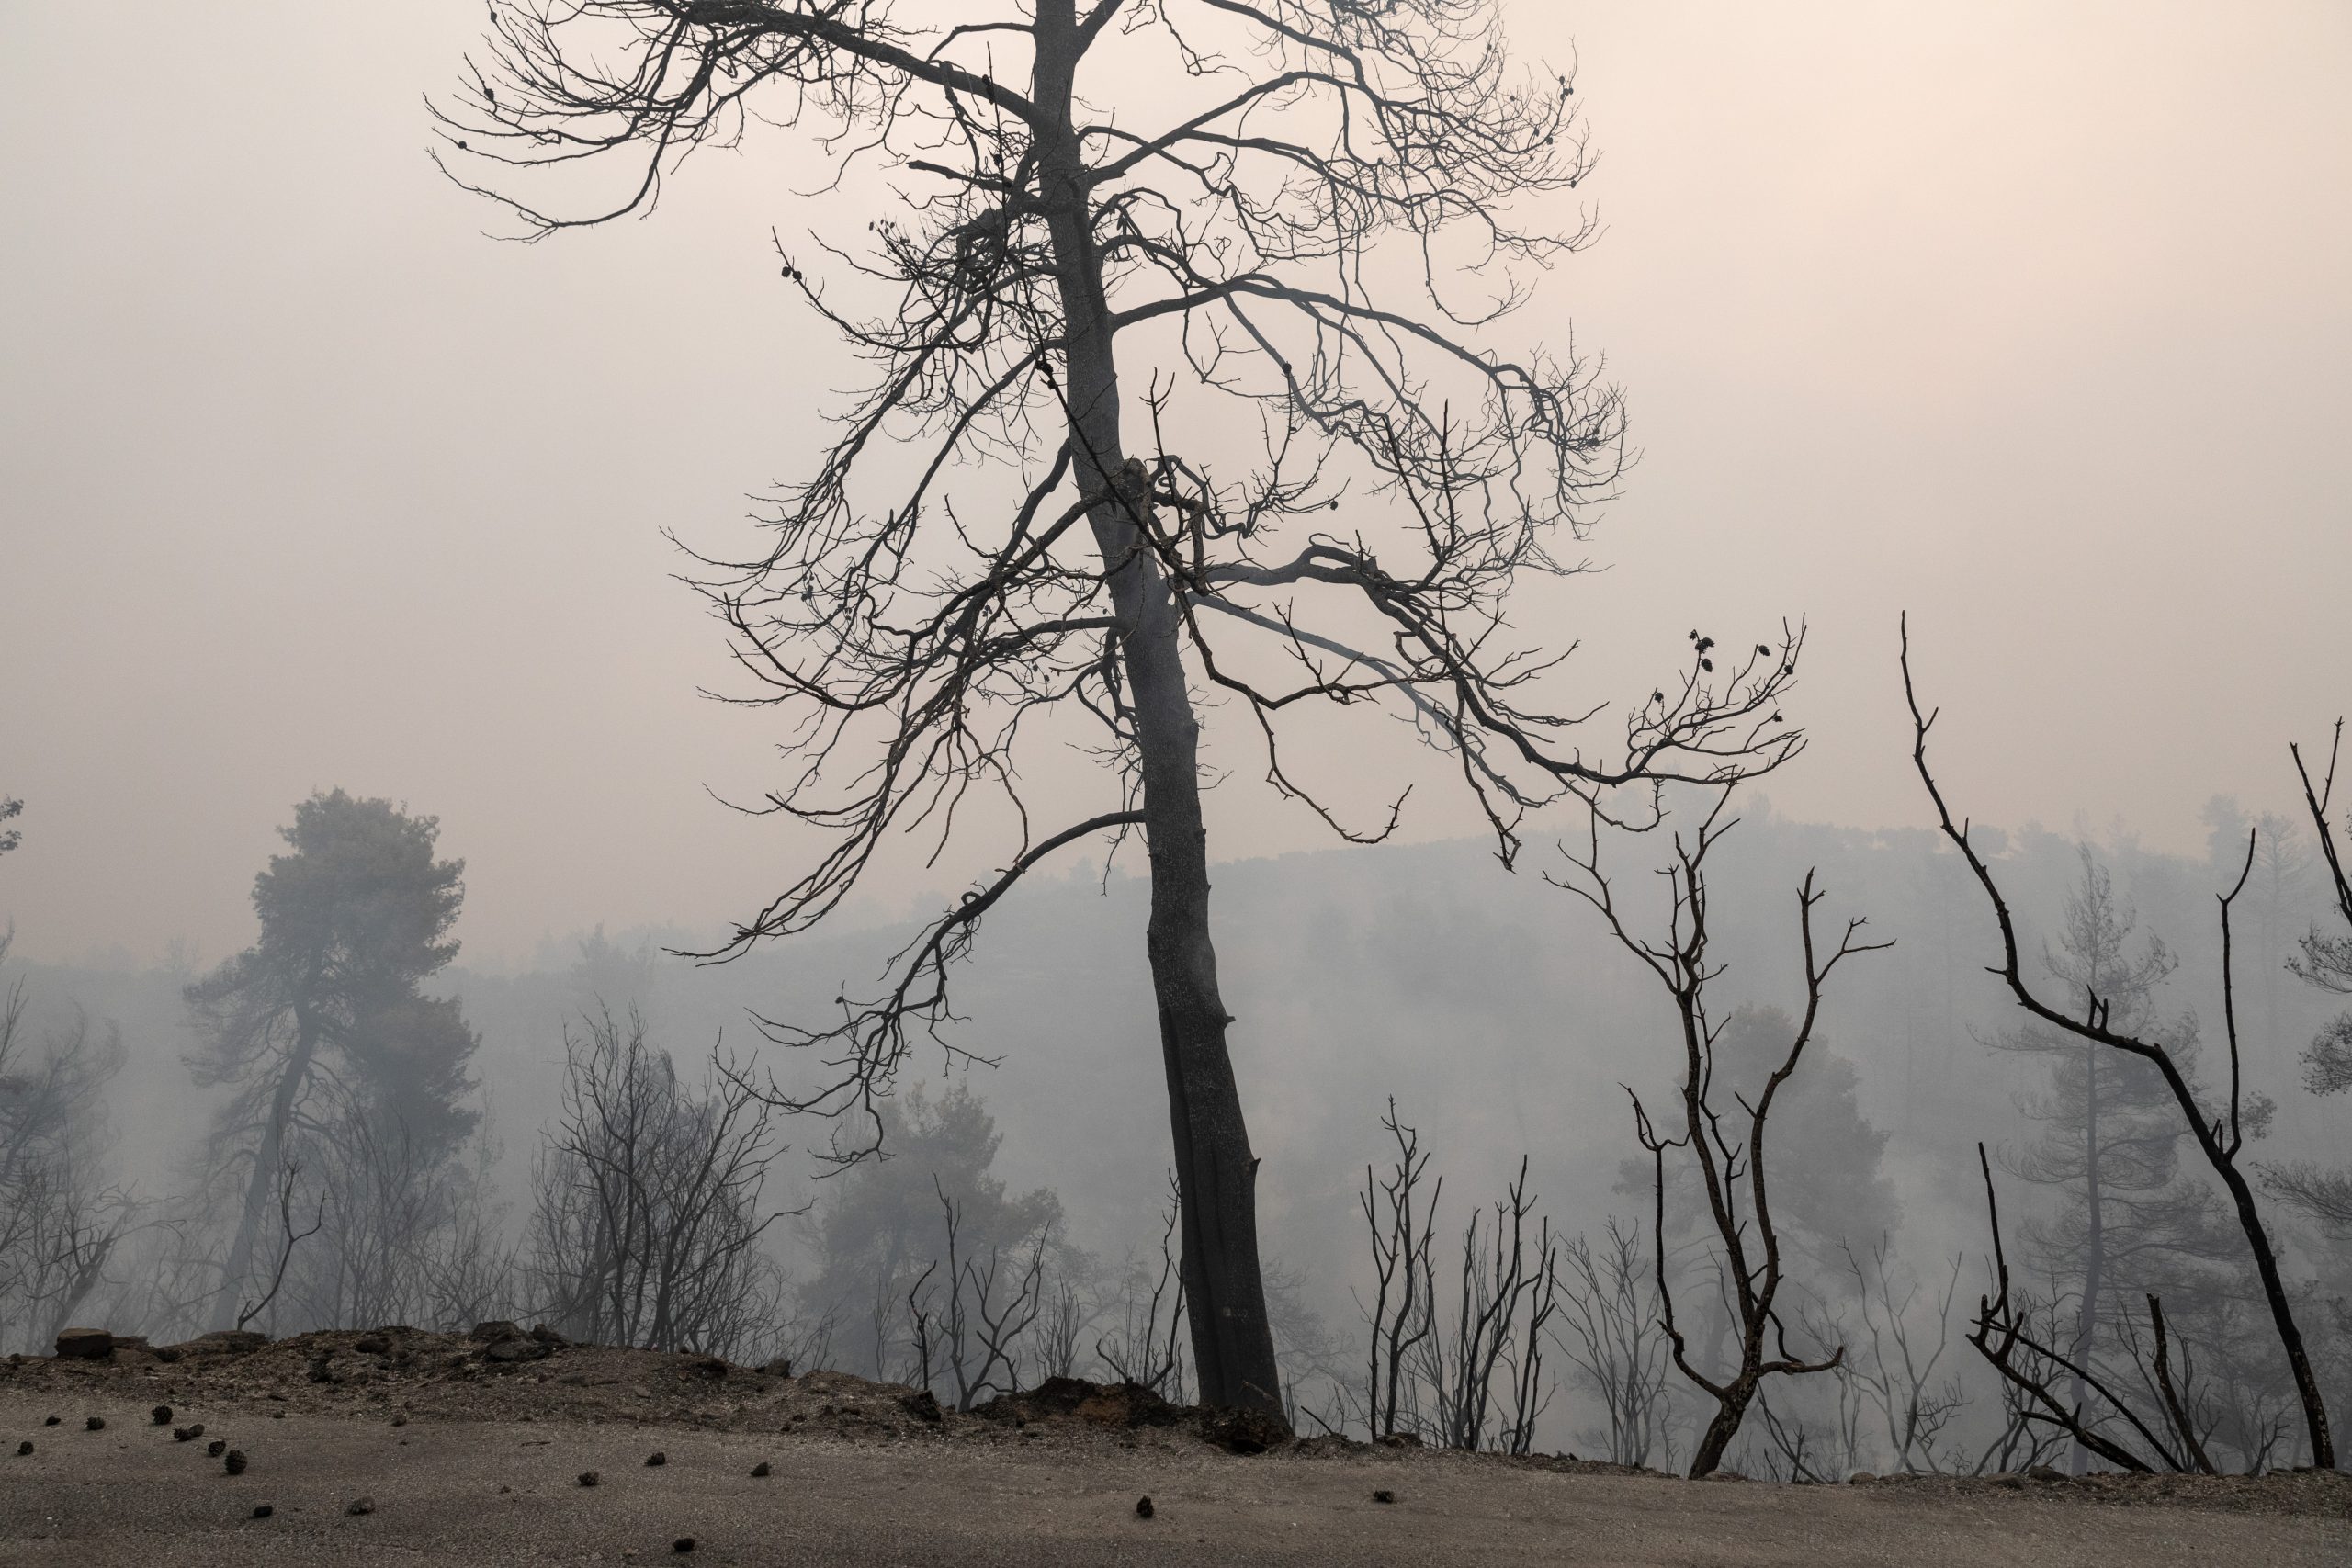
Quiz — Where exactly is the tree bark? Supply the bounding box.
[2214,1154,2335,1468]
[1030,2,1284,1420]
[1690,1371,1760,1479]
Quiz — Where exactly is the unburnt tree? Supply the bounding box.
[1902,624,2335,1470]
[1552,789,1888,1477]
[185,791,479,1329]
[440,0,1801,1416]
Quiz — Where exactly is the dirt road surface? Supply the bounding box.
[6,1389,2346,1567]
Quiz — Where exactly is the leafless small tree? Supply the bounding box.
[9,1173,136,1353]
[1554,1217,1674,1468]
[1552,788,1887,1477]
[1359,1101,1439,1440]
[416,1204,522,1332]
[1096,1172,1189,1400]
[0,933,134,1354]
[1903,622,2335,1470]
[413,1129,524,1330]
[904,1174,1050,1410]
[83,1218,218,1349]
[1037,1279,1087,1383]
[527,1008,790,1357]
[744,1292,838,1378]
[1409,1160,1558,1454]
[1355,1105,1558,1452]
[1829,1237,1969,1474]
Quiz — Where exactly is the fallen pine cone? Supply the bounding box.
[345,1496,373,1516]
[673,1538,695,1554]
[151,1405,173,1426]
[224,1450,248,1476]
[1136,1495,1155,1519]
[1373,1489,1397,1505]
[85,1416,106,1432]
[645,1450,667,1467]
[578,1471,600,1487]
[750,1461,771,1478]
[42,1416,59,1427]
[15,1441,30,1456]
[175,1425,204,1443]
[251,1504,274,1519]
[206,1439,227,1458]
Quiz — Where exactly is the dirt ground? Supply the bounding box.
[3,1328,2346,1566]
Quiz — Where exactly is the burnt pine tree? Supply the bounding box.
[439,1,1801,1416]
[186,791,478,1330]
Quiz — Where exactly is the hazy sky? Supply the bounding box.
[3,2,2347,965]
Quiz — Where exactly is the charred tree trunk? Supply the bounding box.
[1690,1368,1764,1479]
[1032,2,1282,1420]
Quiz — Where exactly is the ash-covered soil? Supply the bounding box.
[3,1326,2346,1565]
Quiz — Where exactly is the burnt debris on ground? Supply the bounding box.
[4,1326,2348,1518]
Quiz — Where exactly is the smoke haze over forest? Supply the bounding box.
[3,0,2349,1496]
[4,1,2347,966]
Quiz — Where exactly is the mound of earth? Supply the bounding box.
[1,1325,1314,1457]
